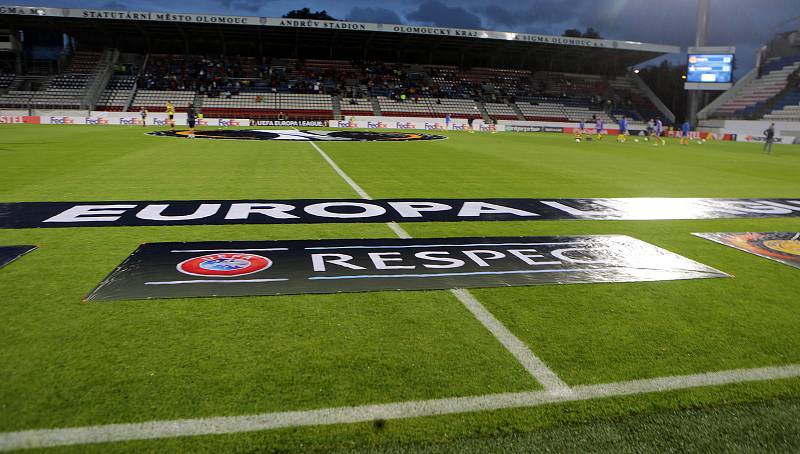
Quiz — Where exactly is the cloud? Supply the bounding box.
[101,1,128,10]
[231,0,263,12]
[213,0,270,11]
[406,0,482,29]
[347,6,403,24]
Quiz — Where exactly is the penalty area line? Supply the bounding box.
[1,364,798,451]
[308,141,569,393]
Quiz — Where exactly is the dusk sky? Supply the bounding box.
[12,0,800,74]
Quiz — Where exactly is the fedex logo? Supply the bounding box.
[337,121,357,128]
[119,118,141,125]
[367,121,387,128]
[396,122,415,129]
[153,118,168,126]
[85,117,109,125]
[219,119,240,127]
[50,117,74,125]
[452,124,467,131]
[424,122,443,130]
[479,125,495,132]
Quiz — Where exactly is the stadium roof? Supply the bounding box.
[1,5,681,72]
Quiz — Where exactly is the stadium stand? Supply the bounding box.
[483,102,520,120]
[0,49,669,123]
[339,98,375,116]
[0,72,16,89]
[96,75,136,111]
[763,84,800,121]
[0,51,106,109]
[711,56,800,119]
[130,90,195,112]
[201,92,333,119]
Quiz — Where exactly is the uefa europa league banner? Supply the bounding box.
[86,235,728,301]
[693,232,800,269]
[1,198,799,229]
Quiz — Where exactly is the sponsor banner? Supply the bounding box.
[41,116,83,125]
[506,125,567,133]
[0,245,36,269]
[147,129,445,141]
[251,120,326,127]
[0,6,679,54]
[85,235,727,301]
[1,115,41,124]
[0,115,24,124]
[699,120,797,144]
[85,116,111,125]
[693,232,800,269]
[196,118,250,127]
[333,116,485,131]
[2,198,800,229]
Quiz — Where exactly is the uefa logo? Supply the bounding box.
[177,253,272,277]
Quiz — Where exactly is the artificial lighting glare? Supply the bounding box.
[633,69,640,74]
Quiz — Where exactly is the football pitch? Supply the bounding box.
[1,124,799,452]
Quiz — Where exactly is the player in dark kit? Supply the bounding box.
[763,123,775,154]
[186,103,198,139]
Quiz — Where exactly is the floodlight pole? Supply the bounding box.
[688,0,710,126]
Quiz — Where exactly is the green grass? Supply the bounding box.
[331,398,800,453]
[1,124,799,451]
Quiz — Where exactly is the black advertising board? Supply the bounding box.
[2,198,799,229]
[693,232,800,269]
[0,245,36,270]
[86,235,728,301]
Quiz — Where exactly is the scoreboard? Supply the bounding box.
[685,46,735,90]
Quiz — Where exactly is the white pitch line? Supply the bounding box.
[308,141,569,393]
[450,288,571,393]
[308,141,372,200]
[2,364,798,451]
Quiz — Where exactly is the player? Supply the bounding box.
[467,117,475,133]
[763,123,775,154]
[617,117,627,143]
[139,107,147,127]
[594,115,604,141]
[165,101,175,129]
[680,120,691,146]
[575,119,585,142]
[445,113,452,130]
[652,118,665,146]
[186,102,198,139]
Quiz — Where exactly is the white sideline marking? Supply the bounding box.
[386,221,412,239]
[309,141,567,392]
[2,364,798,451]
[308,141,371,200]
[450,288,571,393]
